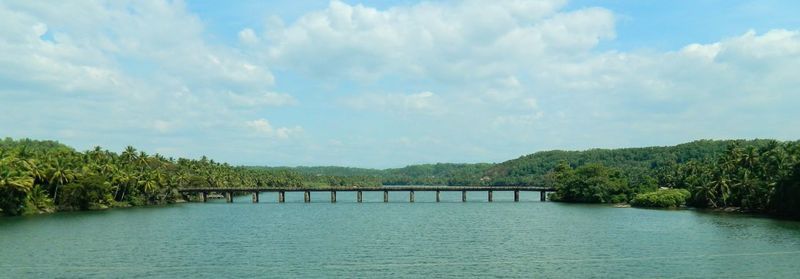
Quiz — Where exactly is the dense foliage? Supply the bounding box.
[3,137,799,219]
[382,163,494,185]
[0,138,303,215]
[267,163,494,186]
[485,140,745,186]
[545,140,800,218]
[547,162,633,203]
[662,141,800,217]
[630,189,691,208]
[277,140,771,187]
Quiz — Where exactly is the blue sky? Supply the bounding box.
[1,0,799,168]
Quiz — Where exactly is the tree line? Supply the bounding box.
[0,138,303,215]
[264,163,495,186]
[547,140,800,218]
[3,137,799,219]
[275,140,754,187]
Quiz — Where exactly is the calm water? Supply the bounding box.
[2,191,800,278]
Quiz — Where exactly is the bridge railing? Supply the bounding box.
[179,186,555,203]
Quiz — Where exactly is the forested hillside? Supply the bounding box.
[262,163,495,186]
[275,140,772,187]
[484,140,761,186]
[3,137,799,218]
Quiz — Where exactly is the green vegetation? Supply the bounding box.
[547,162,632,203]
[382,163,495,185]
[2,137,800,219]
[663,141,800,217]
[484,140,740,186]
[264,163,494,186]
[0,138,304,216]
[630,189,691,208]
[236,139,800,218]
[274,140,762,187]
[544,140,800,218]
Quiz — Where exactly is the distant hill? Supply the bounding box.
[262,139,784,186]
[258,166,385,177]
[0,137,74,154]
[483,139,766,186]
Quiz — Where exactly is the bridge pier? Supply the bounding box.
[180,186,556,205]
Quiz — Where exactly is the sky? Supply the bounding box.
[1,0,799,168]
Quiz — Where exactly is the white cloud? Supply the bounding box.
[275,126,304,139]
[492,112,544,127]
[245,119,302,139]
[152,120,175,134]
[264,0,613,81]
[344,91,445,115]
[228,91,297,107]
[0,1,300,156]
[238,28,259,45]
[259,0,800,160]
[2,0,800,166]
[246,119,274,134]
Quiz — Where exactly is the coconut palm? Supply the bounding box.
[47,157,76,202]
[0,167,34,193]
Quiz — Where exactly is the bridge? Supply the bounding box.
[178,186,556,203]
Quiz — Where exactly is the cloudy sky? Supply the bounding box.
[1,0,799,168]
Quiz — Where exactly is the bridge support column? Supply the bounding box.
[409,190,415,202]
[357,191,363,203]
[488,190,493,202]
[252,192,259,203]
[540,191,546,202]
[384,191,389,203]
[226,192,233,203]
[514,190,519,202]
[462,191,467,202]
[304,191,311,203]
[278,191,285,203]
[202,192,208,203]
[331,191,337,203]
[435,191,440,202]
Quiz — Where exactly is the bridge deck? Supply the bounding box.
[178,186,554,192]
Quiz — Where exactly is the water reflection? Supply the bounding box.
[1,201,799,278]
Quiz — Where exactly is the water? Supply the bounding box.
[2,191,800,278]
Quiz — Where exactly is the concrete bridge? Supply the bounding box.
[178,186,556,203]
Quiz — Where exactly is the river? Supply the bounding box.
[1,191,799,278]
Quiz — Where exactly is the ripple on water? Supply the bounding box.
[1,198,800,278]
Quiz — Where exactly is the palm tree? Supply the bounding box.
[706,170,730,207]
[120,146,138,164]
[138,174,159,201]
[47,157,75,202]
[0,167,34,194]
[18,158,46,185]
[693,182,718,207]
[113,171,137,202]
[0,166,35,215]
